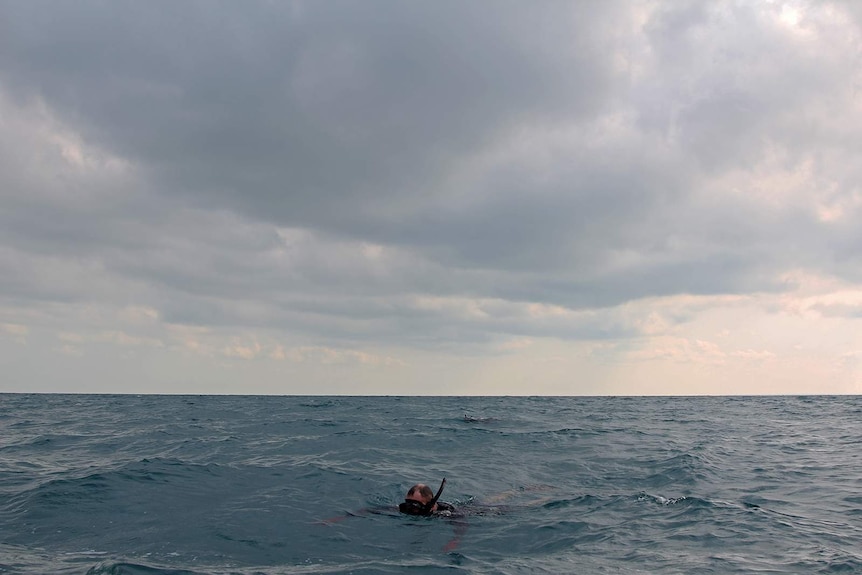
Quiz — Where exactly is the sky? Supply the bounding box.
[1,1,861,395]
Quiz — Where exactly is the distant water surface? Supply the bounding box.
[1,394,861,574]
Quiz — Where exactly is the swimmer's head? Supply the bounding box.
[399,478,446,516]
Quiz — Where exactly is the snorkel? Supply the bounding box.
[399,478,446,516]
[428,477,446,511]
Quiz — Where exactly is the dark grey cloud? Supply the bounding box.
[2,0,862,356]
[1,1,624,222]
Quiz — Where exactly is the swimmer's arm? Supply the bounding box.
[315,512,358,525]
[315,506,390,525]
[482,484,555,504]
[443,518,468,552]
[482,490,518,504]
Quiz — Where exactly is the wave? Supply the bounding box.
[3,458,225,524]
[5,394,862,575]
[639,452,718,487]
[86,561,204,575]
[85,557,471,575]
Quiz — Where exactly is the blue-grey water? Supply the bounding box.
[1,394,861,574]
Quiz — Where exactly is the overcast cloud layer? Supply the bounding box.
[2,1,861,394]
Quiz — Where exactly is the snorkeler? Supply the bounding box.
[398,478,455,516]
[397,478,465,551]
[318,478,552,551]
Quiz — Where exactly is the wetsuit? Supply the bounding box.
[432,501,456,516]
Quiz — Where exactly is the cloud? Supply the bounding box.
[1,1,861,393]
[0,2,623,222]
[1,323,29,345]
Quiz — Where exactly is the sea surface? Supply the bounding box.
[1,394,861,574]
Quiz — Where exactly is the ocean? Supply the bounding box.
[1,394,860,574]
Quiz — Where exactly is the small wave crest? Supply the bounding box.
[636,492,691,506]
[86,561,203,575]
